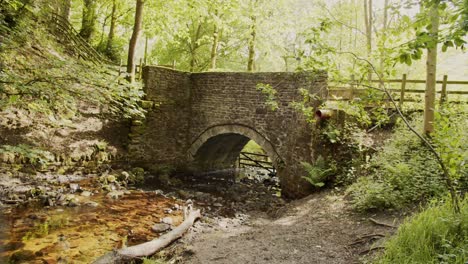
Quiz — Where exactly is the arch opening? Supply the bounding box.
[188,124,283,187]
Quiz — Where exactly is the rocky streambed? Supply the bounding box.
[0,167,286,263]
[0,170,186,263]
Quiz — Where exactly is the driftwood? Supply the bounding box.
[93,209,201,264]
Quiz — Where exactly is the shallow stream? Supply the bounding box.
[0,182,182,263]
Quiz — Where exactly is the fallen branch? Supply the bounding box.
[348,233,385,246]
[359,246,386,255]
[93,209,201,264]
[369,218,396,228]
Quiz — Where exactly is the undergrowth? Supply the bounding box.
[347,105,467,211]
[0,2,144,129]
[375,197,468,264]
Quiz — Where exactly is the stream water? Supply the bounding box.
[0,183,183,263]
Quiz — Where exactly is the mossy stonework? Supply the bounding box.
[129,66,328,198]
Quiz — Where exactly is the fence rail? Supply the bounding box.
[328,74,468,107]
[238,152,275,174]
[50,13,110,65]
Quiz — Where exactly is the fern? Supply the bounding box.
[301,156,334,188]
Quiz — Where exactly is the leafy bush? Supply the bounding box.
[376,197,468,264]
[347,110,467,211]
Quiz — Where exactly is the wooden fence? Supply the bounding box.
[238,152,275,174]
[50,13,110,65]
[328,74,468,107]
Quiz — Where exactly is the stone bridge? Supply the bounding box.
[129,66,328,198]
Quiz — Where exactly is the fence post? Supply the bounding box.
[440,75,448,105]
[399,74,407,108]
[172,60,176,69]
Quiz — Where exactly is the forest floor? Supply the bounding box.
[156,176,407,264]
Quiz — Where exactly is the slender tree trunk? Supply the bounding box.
[190,23,203,72]
[106,0,117,58]
[379,0,388,77]
[79,0,97,42]
[210,24,219,70]
[61,0,72,22]
[424,2,439,134]
[127,0,145,83]
[247,15,257,72]
[364,0,372,81]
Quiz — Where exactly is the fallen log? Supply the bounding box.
[93,209,201,264]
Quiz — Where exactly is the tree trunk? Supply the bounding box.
[379,0,388,78]
[106,0,117,58]
[424,2,440,134]
[247,15,257,72]
[61,0,72,22]
[79,0,97,42]
[189,23,203,72]
[127,0,145,83]
[210,24,219,70]
[364,0,372,81]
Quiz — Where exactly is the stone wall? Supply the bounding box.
[131,66,327,198]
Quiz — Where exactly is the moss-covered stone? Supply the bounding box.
[140,100,154,109]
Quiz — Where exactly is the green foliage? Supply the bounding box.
[289,87,321,124]
[433,105,468,194]
[376,197,468,264]
[301,156,335,188]
[242,140,265,154]
[0,144,54,166]
[0,10,144,129]
[256,83,279,111]
[348,108,467,211]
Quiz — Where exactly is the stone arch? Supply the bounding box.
[188,124,283,171]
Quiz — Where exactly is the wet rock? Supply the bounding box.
[177,189,191,199]
[84,201,99,207]
[213,203,223,207]
[47,198,55,207]
[106,190,124,199]
[164,208,173,214]
[10,250,35,262]
[151,223,171,233]
[69,183,80,193]
[161,217,173,225]
[80,191,92,197]
[68,198,80,207]
[107,175,116,183]
[41,258,57,264]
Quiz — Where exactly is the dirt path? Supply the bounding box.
[179,191,401,264]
